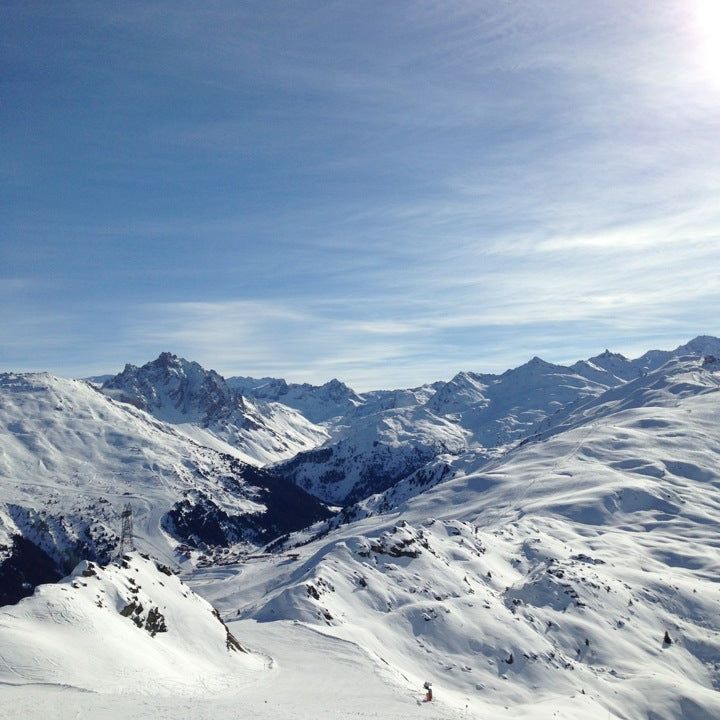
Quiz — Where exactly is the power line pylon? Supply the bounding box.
[119,503,134,556]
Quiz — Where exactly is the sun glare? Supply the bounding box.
[695,0,720,77]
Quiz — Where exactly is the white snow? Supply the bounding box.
[186,356,720,720]
[102,354,329,465]
[0,553,265,696]
[0,373,303,565]
[280,406,469,504]
[3,341,720,719]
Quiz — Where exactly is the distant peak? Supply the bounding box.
[690,334,717,342]
[452,370,476,380]
[155,351,181,366]
[517,355,553,370]
[591,349,628,362]
[682,335,720,351]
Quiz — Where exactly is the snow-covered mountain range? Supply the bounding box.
[273,335,720,504]
[102,352,329,465]
[227,374,364,423]
[201,355,720,719]
[90,337,720,509]
[0,373,331,604]
[3,336,720,719]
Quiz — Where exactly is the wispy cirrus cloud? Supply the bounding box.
[3,1,720,386]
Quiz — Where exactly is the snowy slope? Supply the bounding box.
[93,337,720,515]
[5,343,720,719]
[427,358,611,447]
[278,407,469,505]
[571,335,720,383]
[0,373,332,603]
[230,376,440,423]
[275,360,608,506]
[634,335,720,374]
[531,355,720,446]
[197,356,720,720]
[277,336,720,508]
[2,616,473,720]
[103,353,329,464]
[0,553,266,695]
[352,384,440,416]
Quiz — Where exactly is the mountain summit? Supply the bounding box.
[103,354,329,464]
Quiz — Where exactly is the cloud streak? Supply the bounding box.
[3,1,720,387]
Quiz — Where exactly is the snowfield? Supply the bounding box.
[2,341,720,719]
[0,553,266,696]
[194,357,720,720]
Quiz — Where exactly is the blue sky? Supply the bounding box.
[2,1,720,389]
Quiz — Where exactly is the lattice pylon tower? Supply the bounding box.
[119,503,134,556]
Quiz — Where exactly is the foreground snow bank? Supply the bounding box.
[0,553,267,695]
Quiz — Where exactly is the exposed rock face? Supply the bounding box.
[102,353,328,465]
[0,536,61,606]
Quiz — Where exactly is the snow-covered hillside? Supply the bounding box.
[92,337,720,514]
[570,335,720,384]
[426,357,610,446]
[0,553,266,695]
[196,356,720,720]
[269,335,720,507]
[279,407,469,505]
[270,357,609,506]
[103,353,329,464]
[0,373,331,603]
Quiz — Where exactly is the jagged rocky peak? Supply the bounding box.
[318,378,357,401]
[102,352,235,423]
[156,350,180,366]
[596,348,628,360]
[100,354,329,465]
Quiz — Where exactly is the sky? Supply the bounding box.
[2,1,720,390]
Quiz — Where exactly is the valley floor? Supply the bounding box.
[1,618,604,720]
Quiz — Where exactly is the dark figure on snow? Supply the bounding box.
[423,681,433,702]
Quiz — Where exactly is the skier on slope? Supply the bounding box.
[423,681,433,702]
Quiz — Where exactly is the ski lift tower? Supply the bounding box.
[119,503,134,556]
